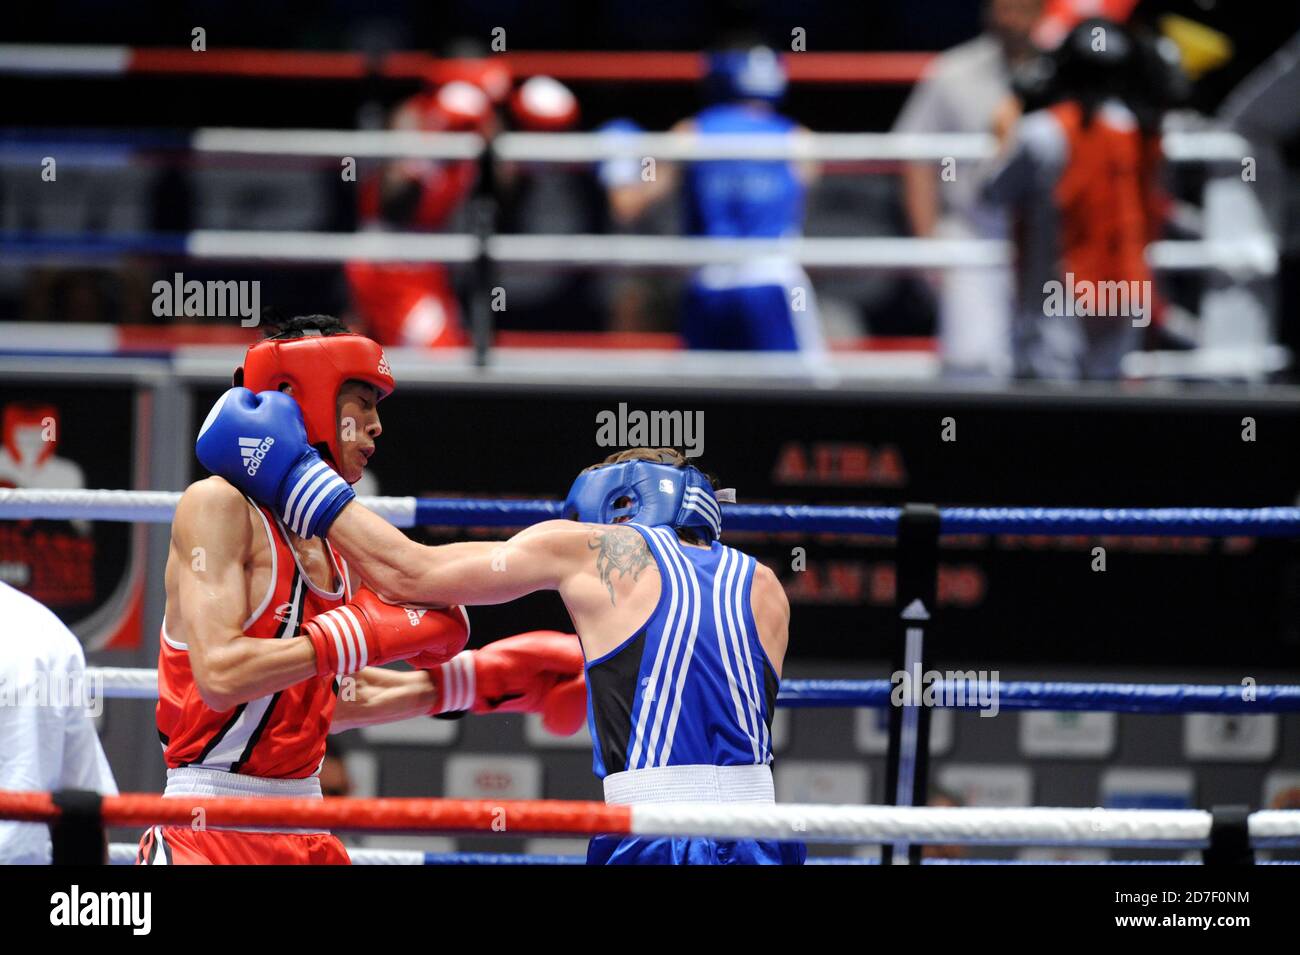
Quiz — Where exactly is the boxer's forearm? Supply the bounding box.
[327,500,437,602]
[331,668,437,731]
[190,635,319,713]
[330,504,571,607]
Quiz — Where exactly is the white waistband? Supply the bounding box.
[164,767,327,834]
[603,764,775,805]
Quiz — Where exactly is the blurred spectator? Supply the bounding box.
[983,18,1169,379]
[922,788,967,860]
[345,81,494,348]
[894,0,1043,379]
[1204,30,1300,362]
[319,735,353,799]
[599,45,825,355]
[0,581,117,863]
[494,77,607,334]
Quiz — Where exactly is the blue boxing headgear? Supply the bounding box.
[706,46,787,104]
[563,459,724,542]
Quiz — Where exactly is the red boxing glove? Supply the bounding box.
[540,673,587,736]
[428,631,587,735]
[303,589,469,678]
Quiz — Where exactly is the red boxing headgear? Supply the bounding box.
[3,403,59,466]
[509,76,580,131]
[398,82,493,136]
[235,333,395,477]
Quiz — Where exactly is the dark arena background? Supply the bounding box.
[1,0,1299,925]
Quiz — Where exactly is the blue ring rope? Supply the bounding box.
[777,680,1300,713]
[410,501,1300,537]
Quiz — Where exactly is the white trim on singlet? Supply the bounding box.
[626,524,691,770]
[640,527,703,768]
[272,514,345,600]
[160,619,187,651]
[157,498,279,653]
[144,827,168,865]
[712,547,762,763]
[726,548,769,758]
[335,550,353,601]
[196,573,305,772]
[243,498,279,629]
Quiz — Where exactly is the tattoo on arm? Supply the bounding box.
[590,527,655,604]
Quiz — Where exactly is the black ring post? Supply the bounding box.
[1203,805,1254,866]
[51,789,106,865]
[882,503,940,866]
[468,134,499,369]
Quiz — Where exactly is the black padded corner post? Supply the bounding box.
[50,789,106,866]
[1203,805,1254,866]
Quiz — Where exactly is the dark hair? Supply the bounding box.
[585,447,719,489]
[1013,18,1149,128]
[263,313,351,341]
[581,447,719,545]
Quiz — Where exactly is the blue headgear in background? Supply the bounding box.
[563,458,724,542]
[705,46,787,104]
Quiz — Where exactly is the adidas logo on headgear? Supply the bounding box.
[377,352,391,377]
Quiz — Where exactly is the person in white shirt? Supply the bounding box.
[0,581,117,864]
[893,0,1043,379]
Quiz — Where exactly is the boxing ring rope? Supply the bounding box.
[1,127,1251,163]
[2,128,1270,279]
[0,46,938,85]
[3,791,1296,847]
[4,489,1300,536]
[82,667,1300,713]
[0,232,1269,276]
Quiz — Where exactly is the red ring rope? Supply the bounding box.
[0,790,631,835]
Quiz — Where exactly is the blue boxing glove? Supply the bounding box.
[195,388,354,539]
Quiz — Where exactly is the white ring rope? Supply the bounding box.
[194,128,485,160]
[181,232,1276,275]
[627,805,1215,846]
[0,489,417,527]
[174,128,1251,165]
[190,231,479,264]
[89,667,159,699]
[493,129,1250,164]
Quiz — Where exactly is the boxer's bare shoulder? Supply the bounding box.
[171,476,254,555]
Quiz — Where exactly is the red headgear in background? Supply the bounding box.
[399,80,494,135]
[509,76,580,131]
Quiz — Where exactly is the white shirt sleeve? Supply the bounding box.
[0,583,118,864]
[60,685,119,796]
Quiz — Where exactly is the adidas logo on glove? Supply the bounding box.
[239,435,276,476]
[404,608,428,627]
